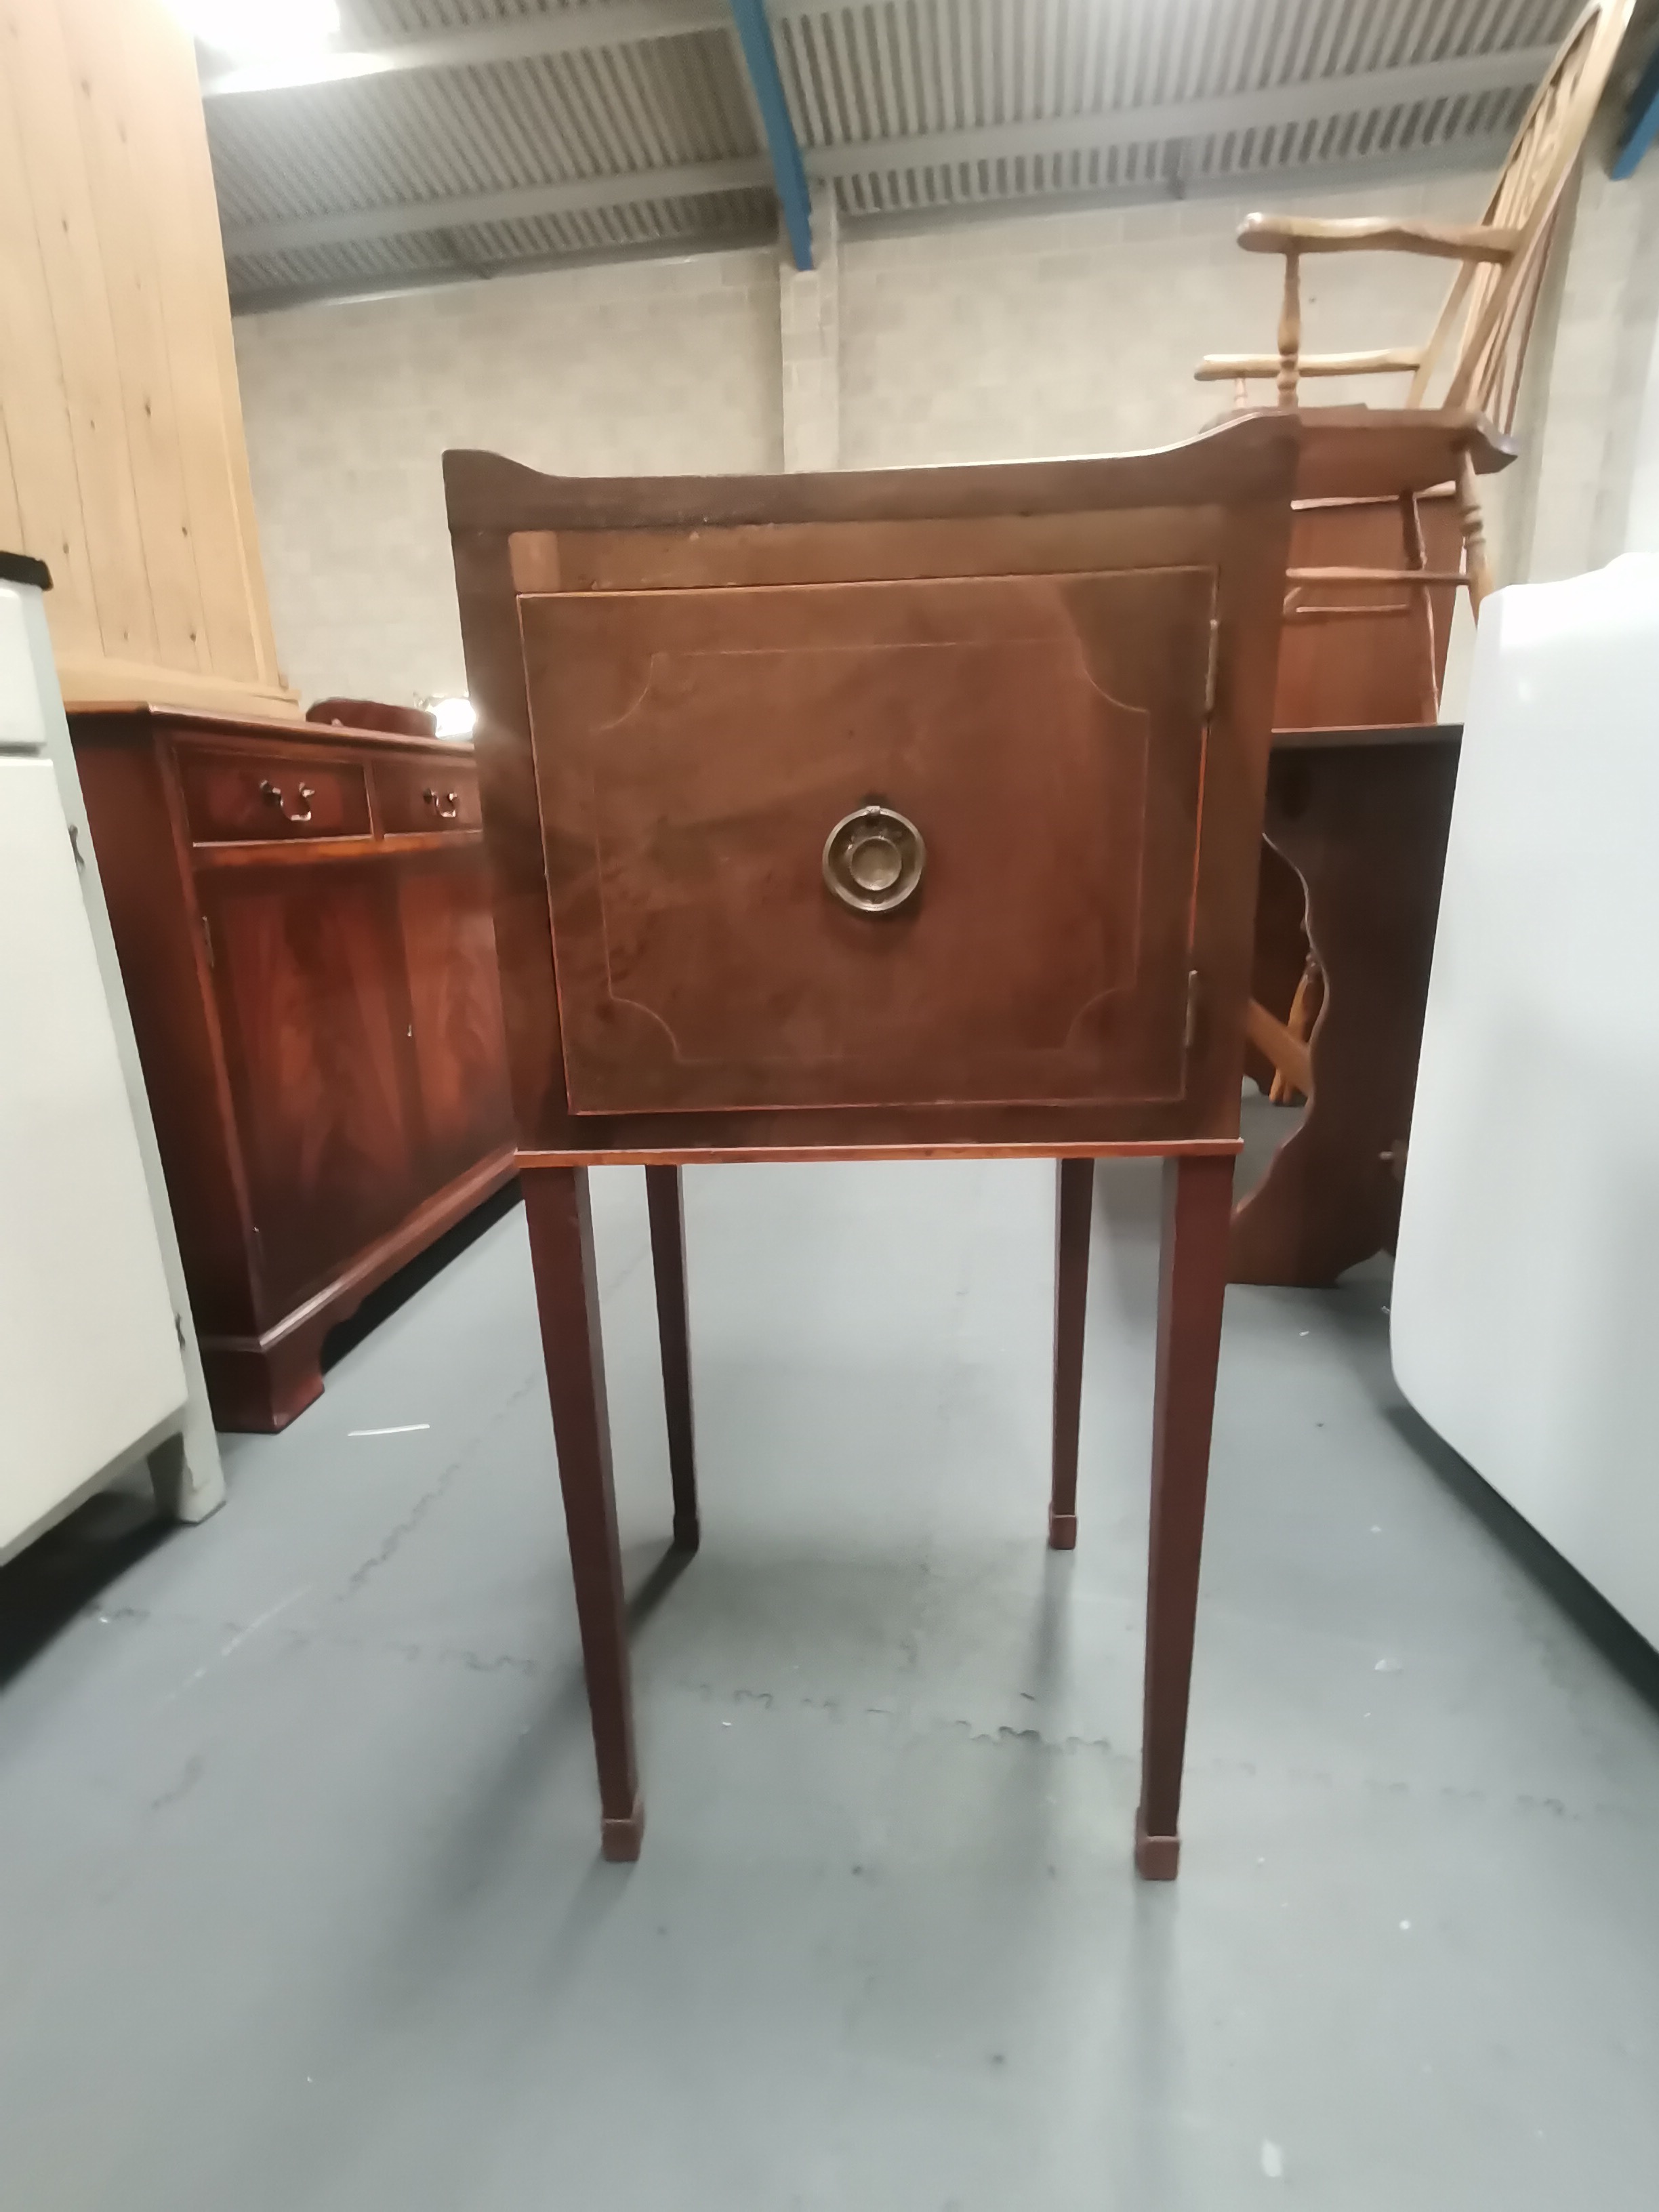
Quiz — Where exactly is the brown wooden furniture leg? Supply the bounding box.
[523,1166,643,1861]
[199,1324,326,1433]
[1231,732,1460,1286]
[1048,1157,1094,1549]
[644,1164,699,1553]
[1136,1153,1233,1881]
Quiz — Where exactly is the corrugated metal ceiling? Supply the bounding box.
[207,0,1596,309]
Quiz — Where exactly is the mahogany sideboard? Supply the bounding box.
[446,411,1300,1874]
[70,705,516,1430]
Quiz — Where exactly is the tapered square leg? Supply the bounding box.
[645,1164,699,1553]
[1048,1158,1094,1549]
[1136,1153,1235,1881]
[523,1167,642,1862]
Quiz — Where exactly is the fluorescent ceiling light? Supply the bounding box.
[169,0,339,60]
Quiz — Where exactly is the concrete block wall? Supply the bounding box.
[1508,134,1659,579]
[234,247,782,705]
[779,184,841,472]
[839,172,1476,468]
[234,155,1659,708]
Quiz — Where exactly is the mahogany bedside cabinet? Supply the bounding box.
[445,414,1299,1875]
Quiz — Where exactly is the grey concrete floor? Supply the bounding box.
[3,1105,1659,2210]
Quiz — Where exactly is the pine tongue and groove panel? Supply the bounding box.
[0,0,293,715]
[0,386,25,557]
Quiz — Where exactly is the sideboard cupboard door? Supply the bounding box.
[396,851,514,1191]
[522,567,1216,1117]
[201,867,418,1320]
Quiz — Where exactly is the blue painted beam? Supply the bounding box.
[726,0,813,268]
[1612,40,1659,178]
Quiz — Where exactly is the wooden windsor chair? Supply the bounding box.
[1197,0,1637,1105]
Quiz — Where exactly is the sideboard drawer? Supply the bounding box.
[522,568,1216,1117]
[178,749,371,844]
[373,758,483,835]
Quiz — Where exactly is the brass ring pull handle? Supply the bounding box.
[423,787,460,821]
[822,803,926,914]
[260,777,315,825]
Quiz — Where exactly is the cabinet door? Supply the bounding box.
[396,850,514,1187]
[522,569,1214,1115]
[203,865,417,1319]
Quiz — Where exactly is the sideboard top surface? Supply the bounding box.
[69,701,476,764]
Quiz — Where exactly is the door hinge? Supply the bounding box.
[1185,969,1201,1051]
[1204,617,1220,718]
[68,823,85,871]
[200,913,214,969]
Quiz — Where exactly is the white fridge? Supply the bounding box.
[1391,554,1659,1649]
[0,555,222,1565]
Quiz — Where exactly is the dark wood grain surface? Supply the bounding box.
[201,863,417,1318]
[451,412,1296,1165]
[179,748,372,843]
[645,1165,699,1555]
[447,417,1300,1874]
[1048,1158,1095,1551]
[396,854,516,1193]
[72,706,516,1430]
[373,757,483,835]
[1232,726,1461,1285]
[1137,1153,1235,1881]
[525,569,1212,1116]
[524,1168,642,1862]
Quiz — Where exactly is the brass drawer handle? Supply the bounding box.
[260,777,315,825]
[423,786,460,821]
[823,803,925,914]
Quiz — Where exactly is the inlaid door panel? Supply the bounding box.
[396,853,514,1187]
[520,569,1216,1115]
[203,868,415,1318]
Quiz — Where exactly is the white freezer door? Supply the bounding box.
[0,756,186,1557]
[1391,554,1659,1650]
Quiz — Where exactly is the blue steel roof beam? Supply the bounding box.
[726,0,813,269]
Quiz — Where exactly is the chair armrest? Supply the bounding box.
[1196,347,1425,383]
[1237,213,1521,262]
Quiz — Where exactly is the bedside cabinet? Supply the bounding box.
[447,413,1298,1873]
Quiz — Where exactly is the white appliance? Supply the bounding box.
[1391,554,1659,1649]
[0,558,222,1565]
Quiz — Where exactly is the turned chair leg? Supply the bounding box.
[1276,249,1302,407]
[645,1164,699,1553]
[1136,1154,1234,1881]
[1455,447,1494,614]
[523,1167,643,1862]
[1048,1158,1094,1549]
[1269,954,1323,1105]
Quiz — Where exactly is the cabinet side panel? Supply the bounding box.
[452,527,569,1153]
[73,729,258,1335]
